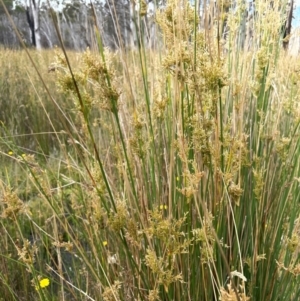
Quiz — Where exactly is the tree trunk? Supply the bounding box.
[26,0,41,49]
[283,0,294,49]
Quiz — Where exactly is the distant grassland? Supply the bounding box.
[0,49,78,154]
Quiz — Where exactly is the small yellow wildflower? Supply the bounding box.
[21,154,26,158]
[103,240,108,246]
[159,205,168,210]
[35,278,50,290]
[8,151,13,155]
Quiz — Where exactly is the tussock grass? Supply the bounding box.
[1,1,300,301]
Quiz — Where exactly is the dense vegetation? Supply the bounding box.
[0,1,300,301]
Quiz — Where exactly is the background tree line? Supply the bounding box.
[0,0,297,51]
[0,0,158,50]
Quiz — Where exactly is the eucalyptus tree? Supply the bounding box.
[25,0,42,49]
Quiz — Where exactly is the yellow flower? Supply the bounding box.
[8,151,13,155]
[159,205,168,210]
[35,278,50,290]
[103,241,108,246]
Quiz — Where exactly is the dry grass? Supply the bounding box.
[0,1,300,301]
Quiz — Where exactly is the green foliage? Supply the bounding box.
[0,0,13,13]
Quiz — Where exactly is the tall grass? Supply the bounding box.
[0,49,80,155]
[1,0,300,301]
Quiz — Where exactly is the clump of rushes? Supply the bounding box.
[1,0,300,301]
[52,47,120,113]
[1,185,28,219]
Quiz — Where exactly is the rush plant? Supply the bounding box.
[0,0,299,301]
